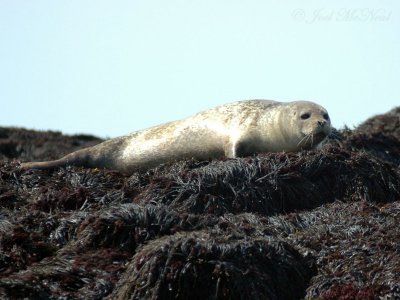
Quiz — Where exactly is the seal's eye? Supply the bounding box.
[323,113,330,120]
[301,113,310,120]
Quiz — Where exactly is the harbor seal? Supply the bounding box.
[20,100,331,174]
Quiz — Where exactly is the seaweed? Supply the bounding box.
[0,106,399,299]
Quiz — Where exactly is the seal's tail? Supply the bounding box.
[19,149,89,171]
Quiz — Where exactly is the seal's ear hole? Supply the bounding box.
[323,113,330,120]
[301,113,310,120]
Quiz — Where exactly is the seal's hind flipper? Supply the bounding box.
[19,149,89,171]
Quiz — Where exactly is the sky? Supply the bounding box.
[1,0,399,138]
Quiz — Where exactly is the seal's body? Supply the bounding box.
[20,100,331,174]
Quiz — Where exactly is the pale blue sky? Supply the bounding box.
[1,1,399,138]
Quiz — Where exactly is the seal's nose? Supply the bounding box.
[318,120,326,128]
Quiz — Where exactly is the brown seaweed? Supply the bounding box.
[0,106,399,299]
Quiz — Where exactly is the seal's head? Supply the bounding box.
[282,101,331,150]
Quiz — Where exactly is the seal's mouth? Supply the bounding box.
[298,131,328,149]
[314,131,327,142]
